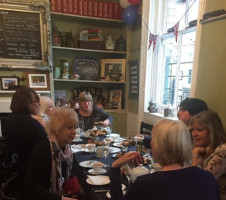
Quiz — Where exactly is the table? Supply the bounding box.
[72,136,135,200]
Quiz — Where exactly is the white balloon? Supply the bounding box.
[119,0,131,9]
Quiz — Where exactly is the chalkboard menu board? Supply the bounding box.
[0,9,42,60]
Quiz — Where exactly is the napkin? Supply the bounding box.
[87,175,109,185]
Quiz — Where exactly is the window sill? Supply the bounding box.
[143,111,178,125]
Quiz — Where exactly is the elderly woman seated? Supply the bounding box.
[109,119,220,200]
[25,107,79,200]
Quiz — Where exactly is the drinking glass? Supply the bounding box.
[103,146,109,167]
[147,149,154,173]
[122,145,128,155]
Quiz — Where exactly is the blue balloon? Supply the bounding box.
[122,6,138,25]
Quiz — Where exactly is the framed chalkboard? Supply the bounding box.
[0,1,52,70]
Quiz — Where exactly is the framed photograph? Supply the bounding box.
[101,59,126,82]
[26,72,50,91]
[0,76,19,90]
[129,60,139,98]
[109,89,122,109]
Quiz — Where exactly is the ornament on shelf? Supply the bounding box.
[147,100,157,113]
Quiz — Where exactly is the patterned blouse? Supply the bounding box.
[198,143,226,200]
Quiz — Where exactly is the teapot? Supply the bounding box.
[131,164,149,183]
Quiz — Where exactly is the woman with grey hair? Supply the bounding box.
[75,91,113,131]
[25,107,79,200]
[109,119,219,200]
[190,110,226,199]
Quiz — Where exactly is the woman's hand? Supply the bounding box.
[103,119,110,127]
[192,147,207,166]
[192,147,207,157]
[112,151,143,168]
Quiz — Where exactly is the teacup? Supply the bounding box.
[93,162,104,173]
[111,133,120,142]
[86,144,96,152]
[152,163,161,171]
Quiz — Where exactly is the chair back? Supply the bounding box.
[140,121,153,136]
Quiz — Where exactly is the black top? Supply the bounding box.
[24,136,61,200]
[110,166,220,200]
[4,113,46,174]
[75,107,113,131]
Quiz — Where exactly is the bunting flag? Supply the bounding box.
[148,33,158,51]
[174,22,179,43]
[148,33,154,50]
[152,35,158,51]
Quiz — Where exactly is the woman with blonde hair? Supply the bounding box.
[75,91,113,131]
[25,107,79,200]
[32,96,54,128]
[109,119,219,200]
[190,110,226,199]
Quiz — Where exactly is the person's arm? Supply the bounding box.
[192,147,206,166]
[93,107,113,126]
[202,146,226,180]
[110,152,143,200]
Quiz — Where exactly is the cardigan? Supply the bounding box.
[75,107,113,131]
[110,166,220,200]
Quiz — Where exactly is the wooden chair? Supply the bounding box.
[140,121,153,136]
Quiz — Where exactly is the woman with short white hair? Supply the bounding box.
[32,96,54,128]
[109,119,220,200]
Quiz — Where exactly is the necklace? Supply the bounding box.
[81,116,90,130]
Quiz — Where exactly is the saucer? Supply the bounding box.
[88,168,107,175]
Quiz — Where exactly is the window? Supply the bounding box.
[145,0,199,113]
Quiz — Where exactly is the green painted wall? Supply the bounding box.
[126,28,141,114]
[194,0,226,127]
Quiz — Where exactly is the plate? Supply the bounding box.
[88,168,107,175]
[113,142,123,148]
[106,190,126,199]
[86,175,110,185]
[109,147,121,153]
[79,160,102,168]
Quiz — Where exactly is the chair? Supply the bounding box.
[140,121,153,136]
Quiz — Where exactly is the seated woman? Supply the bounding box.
[25,107,79,200]
[190,110,226,199]
[110,119,219,200]
[5,87,46,175]
[75,91,113,131]
[32,96,54,129]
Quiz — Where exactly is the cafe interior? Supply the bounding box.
[0,0,226,200]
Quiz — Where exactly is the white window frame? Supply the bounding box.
[139,0,203,118]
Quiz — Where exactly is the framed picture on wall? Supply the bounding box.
[108,89,122,109]
[0,76,19,90]
[26,71,50,91]
[101,59,126,82]
[129,60,139,98]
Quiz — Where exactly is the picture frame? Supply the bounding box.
[26,72,50,91]
[108,89,122,109]
[129,60,139,98]
[101,59,126,82]
[0,76,19,90]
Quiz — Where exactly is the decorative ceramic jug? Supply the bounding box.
[131,164,149,183]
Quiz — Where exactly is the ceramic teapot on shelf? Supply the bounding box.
[131,164,149,183]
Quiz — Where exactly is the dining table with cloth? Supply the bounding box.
[71,136,136,200]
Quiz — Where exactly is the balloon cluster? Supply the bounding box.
[120,0,141,25]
